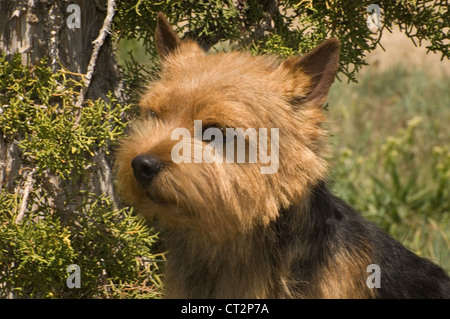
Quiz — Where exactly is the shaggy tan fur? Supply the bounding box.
[115,13,377,298]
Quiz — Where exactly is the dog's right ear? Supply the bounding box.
[155,12,181,59]
[277,38,340,108]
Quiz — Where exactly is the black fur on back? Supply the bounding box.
[276,181,450,298]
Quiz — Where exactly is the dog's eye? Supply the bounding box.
[144,109,158,119]
[203,124,225,133]
[203,124,227,141]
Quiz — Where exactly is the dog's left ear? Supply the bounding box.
[155,12,182,59]
[280,38,340,107]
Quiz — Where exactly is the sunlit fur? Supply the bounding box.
[115,41,328,243]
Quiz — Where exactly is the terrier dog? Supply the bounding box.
[115,13,450,298]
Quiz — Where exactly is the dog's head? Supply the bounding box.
[115,13,340,241]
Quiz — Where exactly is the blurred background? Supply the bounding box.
[328,28,450,272]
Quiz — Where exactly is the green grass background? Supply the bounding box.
[327,66,450,272]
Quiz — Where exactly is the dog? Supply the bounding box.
[115,13,450,298]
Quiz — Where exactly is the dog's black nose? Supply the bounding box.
[131,154,163,187]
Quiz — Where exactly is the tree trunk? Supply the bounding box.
[0,0,120,211]
[0,0,118,87]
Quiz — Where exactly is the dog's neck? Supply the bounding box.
[161,181,340,298]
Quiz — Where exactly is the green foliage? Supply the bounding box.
[0,200,77,298]
[66,194,163,298]
[0,54,128,180]
[0,191,163,298]
[114,0,449,87]
[0,53,163,298]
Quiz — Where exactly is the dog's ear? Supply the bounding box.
[155,12,181,59]
[280,38,340,107]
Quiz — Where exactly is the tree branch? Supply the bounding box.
[94,149,118,210]
[14,168,36,224]
[74,0,116,124]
